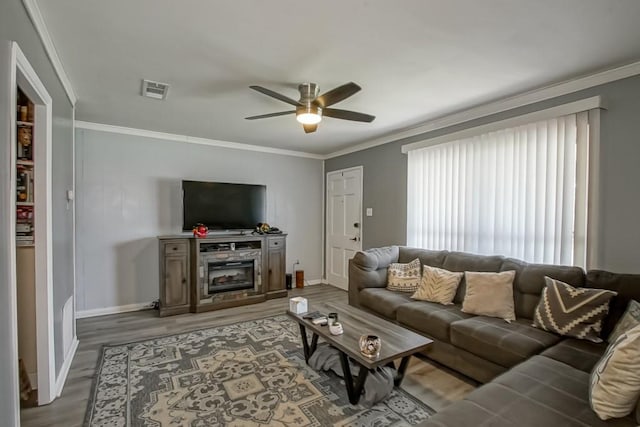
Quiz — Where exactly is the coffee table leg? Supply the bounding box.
[338,352,369,405]
[394,355,412,387]
[298,324,319,363]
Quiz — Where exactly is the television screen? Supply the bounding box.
[182,181,266,231]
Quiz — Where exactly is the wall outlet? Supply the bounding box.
[366,208,373,217]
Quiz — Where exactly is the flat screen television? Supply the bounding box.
[182,181,266,231]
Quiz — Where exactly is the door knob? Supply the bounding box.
[349,237,359,242]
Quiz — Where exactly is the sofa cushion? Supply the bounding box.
[450,317,561,368]
[461,270,516,322]
[441,251,505,304]
[533,277,617,343]
[587,270,640,340]
[541,338,606,373]
[358,288,413,320]
[502,258,585,320]
[420,355,638,427]
[590,323,640,420]
[609,300,640,343]
[411,265,463,305]
[396,301,474,343]
[398,247,447,267]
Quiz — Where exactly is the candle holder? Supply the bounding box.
[359,334,382,358]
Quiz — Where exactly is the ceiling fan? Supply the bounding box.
[245,82,375,133]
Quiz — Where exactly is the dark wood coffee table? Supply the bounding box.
[286,301,433,404]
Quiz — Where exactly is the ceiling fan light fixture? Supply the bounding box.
[296,104,322,125]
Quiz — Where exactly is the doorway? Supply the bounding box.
[325,166,363,290]
[9,41,56,409]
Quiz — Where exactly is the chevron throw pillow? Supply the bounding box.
[533,277,617,342]
[411,265,463,305]
[387,258,421,292]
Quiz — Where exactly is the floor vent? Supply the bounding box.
[141,79,170,100]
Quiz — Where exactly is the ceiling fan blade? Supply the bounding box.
[249,85,301,106]
[323,108,375,122]
[303,124,318,133]
[316,82,361,107]
[245,111,295,120]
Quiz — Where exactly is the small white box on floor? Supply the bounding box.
[289,297,308,314]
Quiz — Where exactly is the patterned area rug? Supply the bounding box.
[85,315,434,426]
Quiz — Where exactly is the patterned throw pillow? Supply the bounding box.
[386,258,421,292]
[533,277,617,342]
[461,270,517,322]
[411,265,463,305]
[590,323,640,420]
[608,300,640,343]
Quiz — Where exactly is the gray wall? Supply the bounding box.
[1,0,76,421]
[326,75,640,274]
[75,128,323,313]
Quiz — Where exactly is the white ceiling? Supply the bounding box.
[37,0,640,155]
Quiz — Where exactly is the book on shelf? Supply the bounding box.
[16,166,33,203]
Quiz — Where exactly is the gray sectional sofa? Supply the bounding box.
[348,245,640,426]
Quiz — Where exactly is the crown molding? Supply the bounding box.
[22,0,78,105]
[75,121,326,160]
[325,59,640,159]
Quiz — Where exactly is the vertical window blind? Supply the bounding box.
[407,112,589,266]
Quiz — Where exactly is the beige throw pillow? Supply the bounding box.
[609,300,640,343]
[590,323,640,420]
[461,271,516,322]
[386,258,421,292]
[411,265,463,305]
[533,277,617,343]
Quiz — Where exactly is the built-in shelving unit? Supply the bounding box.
[16,86,38,403]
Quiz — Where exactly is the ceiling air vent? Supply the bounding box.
[141,79,170,100]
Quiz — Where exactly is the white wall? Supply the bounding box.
[75,127,323,313]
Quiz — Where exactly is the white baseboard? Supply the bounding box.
[305,279,325,286]
[76,302,154,319]
[55,336,78,397]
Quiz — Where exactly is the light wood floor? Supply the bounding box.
[20,285,476,426]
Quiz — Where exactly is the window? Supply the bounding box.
[406,111,591,266]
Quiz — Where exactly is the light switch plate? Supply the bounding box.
[366,208,373,217]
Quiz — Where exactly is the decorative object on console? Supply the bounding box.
[608,300,640,343]
[461,270,517,322]
[411,265,463,305]
[192,223,208,238]
[386,258,421,292]
[590,323,640,420]
[359,334,382,358]
[533,277,617,342]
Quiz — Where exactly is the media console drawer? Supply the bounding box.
[164,242,187,255]
[268,237,285,248]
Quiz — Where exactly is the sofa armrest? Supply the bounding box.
[348,246,399,307]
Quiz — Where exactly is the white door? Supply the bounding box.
[326,167,362,290]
